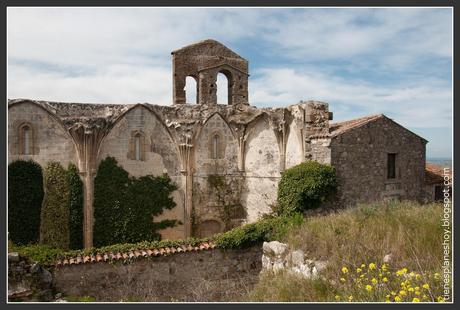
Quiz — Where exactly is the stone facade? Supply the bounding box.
[8,39,428,248]
[310,114,427,207]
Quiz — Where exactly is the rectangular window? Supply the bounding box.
[387,153,396,179]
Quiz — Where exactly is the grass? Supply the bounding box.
[248,200,449,302]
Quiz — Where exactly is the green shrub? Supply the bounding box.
[8,160,44,245]
[215,214,302,249]
[40,162,70,249]
[276,161,336,215]
[9,244,64,266]
[67,164,84,250]
[94,157,178,247]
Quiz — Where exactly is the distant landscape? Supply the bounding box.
[427,157,452,169]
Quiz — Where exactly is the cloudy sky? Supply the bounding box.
[7,7,452,158]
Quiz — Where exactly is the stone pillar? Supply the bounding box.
[178,139,194,237]
[69,120,110,249]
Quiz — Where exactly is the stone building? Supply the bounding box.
[8,39,429,248]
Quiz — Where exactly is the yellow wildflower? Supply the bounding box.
[415,291,420,296]
[396,268,408,276]
[409,272,416,277]
[340,277,346,282]
[394,296,402,302]
[369,263,377,270]
[348,295,353,302]
[434,273,440,280]
[341,267,349,274]
[361,264,366,268]
[437,296,445,302]
[381,264,388,271]
[399,290,407,296]
[422,284,429,290]
[335,295,340,301]
[365,285,373,291]
[391,291,397,296]
[408,288,414,292]
[422,295,428,300]
[383,277,388,283]
[415,286,420,291]
[412,297,420,302]
[415,274,421,280]
[371,278,378,285]
[356,268,362,273]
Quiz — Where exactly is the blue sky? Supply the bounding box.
[7,8,452,158]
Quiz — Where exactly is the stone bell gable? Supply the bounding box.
[172,39,249,105]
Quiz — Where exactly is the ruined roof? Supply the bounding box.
[171,39,247,61]
[55,241,216,267]
[425,163,451,185]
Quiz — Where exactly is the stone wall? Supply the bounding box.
[8,101,77,167]
[53,246,262,302]
[329,117,426,207]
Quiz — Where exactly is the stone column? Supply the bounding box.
[69,121,110,249]
[178,138,194,237]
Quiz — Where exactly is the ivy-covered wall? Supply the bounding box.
[93,157,179,247]
[8,160,44,245]
[40,162,70,249]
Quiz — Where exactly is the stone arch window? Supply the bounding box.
[129,131,146,161]
[211,133,221,159]
[216,70,233,105]
[184,75,198,104]
[18,123,34,155]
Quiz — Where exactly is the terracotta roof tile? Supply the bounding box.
[425,163,451,185]
[54,241,217,267]
[328,114,384,137]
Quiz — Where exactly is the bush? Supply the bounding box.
[276,161,336,215]
[215,214,303,249]
[8,160,44,245]
[40,162,70,249]
[94,157,178,247]
[67,164,84,250]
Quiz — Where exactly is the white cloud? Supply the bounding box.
[249,67,452,128]
[8,63,172,104]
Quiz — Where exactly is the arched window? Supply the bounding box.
[134,134,141,161]
[216,72,229,105]
[211,134,219,159]
[18,123,33,155]
[129,131,145,161]
[23,126,30,155]
[184,76,198,104]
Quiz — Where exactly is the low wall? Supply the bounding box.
[53,245,262,302]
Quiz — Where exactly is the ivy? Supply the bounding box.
[276,161,337,216]
[40,162,70,250]
[93,157,179,247]
[67,164,83,250]
[8,160,44,245]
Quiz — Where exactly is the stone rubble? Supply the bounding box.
[261,241,328,279]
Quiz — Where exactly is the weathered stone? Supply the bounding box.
[290,250,305,266]
[263,241,288,257]
[8,252,19,263]
[383,254,392,263]
[8,39,428,247]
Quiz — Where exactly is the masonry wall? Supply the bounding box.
[8,101,77,167]
[98,106,185,239]
[53,246,262,302]
[330,117,426,207]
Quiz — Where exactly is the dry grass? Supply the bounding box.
[248,201,448,302]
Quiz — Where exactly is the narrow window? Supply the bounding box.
[212,135,219,159]
[23,125,30,155]
[135,134,141,161]
[185,76,198,104]
[387,153,396,179]
[216,72,229,104]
